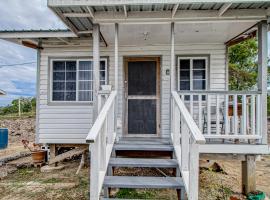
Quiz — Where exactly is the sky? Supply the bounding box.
[0,1,270,106]
[0,0,65,106]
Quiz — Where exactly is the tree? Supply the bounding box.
[228,38,258,90]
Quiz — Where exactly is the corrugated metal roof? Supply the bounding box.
[0,29,70,33]
[48,1,269,33]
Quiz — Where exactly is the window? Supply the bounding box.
[178,57,207,91]
[51,59,107,102]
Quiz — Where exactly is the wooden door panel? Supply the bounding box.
[128,99,156,134]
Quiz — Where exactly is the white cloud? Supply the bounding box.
[0,0,66,30]
[0,0,66,105]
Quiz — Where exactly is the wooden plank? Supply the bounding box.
[113,144,174,151]
[109,158,178,168]
[103,176,184,189]
[242,155,256,194]
[49,147,88,165]
[218,3,232,16]
[93,24,100,121]
[199,144,270,154]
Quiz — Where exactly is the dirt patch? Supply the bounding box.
[0,117,35,144]
[0,161,89,200]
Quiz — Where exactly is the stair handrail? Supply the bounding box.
[171,91,206,200]
[171,91,205,144]
[86,90,117,200]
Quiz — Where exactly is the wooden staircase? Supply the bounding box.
[101,138,185,199]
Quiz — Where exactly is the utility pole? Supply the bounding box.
[18,98,21,117]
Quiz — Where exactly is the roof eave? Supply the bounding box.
[0,30,77,39]
[48,0,270,7]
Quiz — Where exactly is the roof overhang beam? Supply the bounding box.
[0,31,77,39]
[218,3,232,16]
[87,9,267,24]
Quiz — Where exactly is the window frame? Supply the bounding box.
[50,58,108,103]
[177,56,208,91]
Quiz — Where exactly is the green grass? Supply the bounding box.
[41,177,63,184]
[0,112,35,120]
[115,188,156,199]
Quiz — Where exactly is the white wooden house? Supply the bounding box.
[0,0,270,199]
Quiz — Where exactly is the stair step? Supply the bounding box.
[102,199,140,200]
[101,198,139,200]
[113,144,174,151]
[103,176,184,189]
[117,137,171,145]
[109,158,178,168]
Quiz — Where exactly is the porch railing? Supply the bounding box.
[86,90,117,200]
[171,91,206,200]
[178,91,262,141]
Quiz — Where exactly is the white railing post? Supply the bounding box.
[189,142,199,200]
[258,21,268,144]
[181,120,189,172]
[90,137,100,200]
[171,91,205,200]
[87,91,117,200]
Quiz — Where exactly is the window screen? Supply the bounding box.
[52,59,107,102]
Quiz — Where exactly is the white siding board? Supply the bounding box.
[38,43,226,144]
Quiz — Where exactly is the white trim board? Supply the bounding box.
[0,31,77,39]
[48,0,270,6]
[199,144,270,154]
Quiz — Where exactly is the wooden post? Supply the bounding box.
[257,21,268,144]
[114,23,119,91]
[242,155,256,194]
[18,98,21,117]
[114,23,119,134]
[170,22,175,92]
[93,24,100,120]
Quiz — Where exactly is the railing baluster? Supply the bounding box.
[242,95,247,135]
[198,94,202,131]
[233,94,238,135]
[256,95,261,136]
[207,94,211,135]
[190,95,193,117]
[251,95,256,135]
[216,95,220,135]
[224,94,229,135]
[174,104,181,146]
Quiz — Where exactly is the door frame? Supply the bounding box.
[123,56,161,137]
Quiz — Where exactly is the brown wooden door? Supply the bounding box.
[124,57,160,136]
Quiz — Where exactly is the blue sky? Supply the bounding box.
[0,1,269,106]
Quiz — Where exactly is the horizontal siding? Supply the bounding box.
[38,43,226,144]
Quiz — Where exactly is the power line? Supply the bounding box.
[0,61,36,68]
